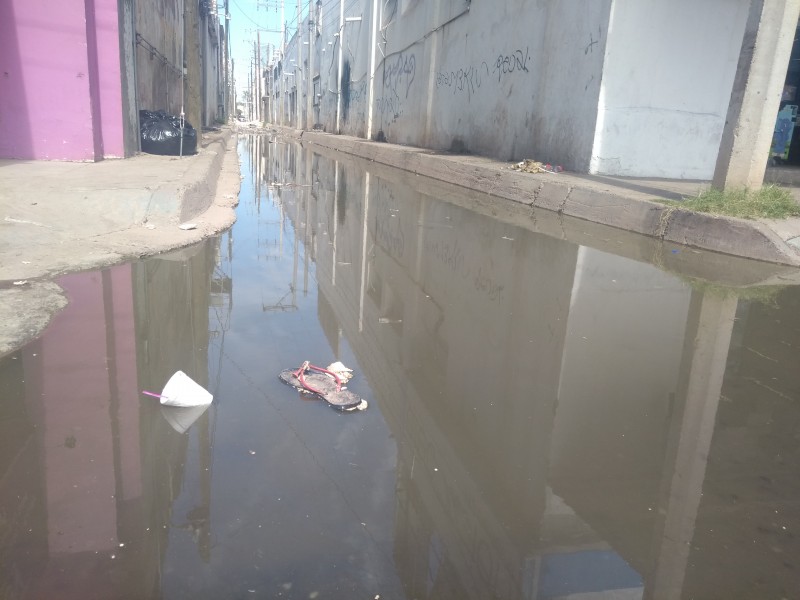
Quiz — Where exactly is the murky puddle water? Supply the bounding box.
[1,135,799,599]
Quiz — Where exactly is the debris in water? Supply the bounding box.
[378,318,402,324]
[326,361,354,383]
[279,361,367,412]
[142,371,213,407]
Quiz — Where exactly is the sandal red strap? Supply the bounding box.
[291,361,342,395]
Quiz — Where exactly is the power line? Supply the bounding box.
[230,0,269,27]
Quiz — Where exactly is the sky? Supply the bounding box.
[227,0,302,96]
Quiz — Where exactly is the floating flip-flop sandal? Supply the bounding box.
[279,361,368,412]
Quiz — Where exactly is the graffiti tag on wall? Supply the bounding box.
[383,52,416,99]
[376,51,418,124]
[435,47,531,102]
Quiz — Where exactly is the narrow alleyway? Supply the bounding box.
[1,134,799,600]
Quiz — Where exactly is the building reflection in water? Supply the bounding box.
[270,138,800,600]
[1,133,798,600]
[0,236,227,599]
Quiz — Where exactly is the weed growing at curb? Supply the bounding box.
[664,185,800,219]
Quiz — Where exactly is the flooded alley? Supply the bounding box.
[1,134,800,600]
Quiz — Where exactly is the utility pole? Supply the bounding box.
[225,0,232,121]
[184,0,202,131]
[252,41,258,121]
[247,64,252,119]
[257,30,263,123]
[280,0,286,126]
[307,1,315,130]
[366,0,379,139]
[296,0,303,129]
[335,0,344,133]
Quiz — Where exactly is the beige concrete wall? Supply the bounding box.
[136,0,183,115]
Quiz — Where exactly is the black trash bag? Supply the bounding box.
[139,110,197,156]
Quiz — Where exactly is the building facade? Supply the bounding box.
[0,0,230,161]
[270,0,799,182]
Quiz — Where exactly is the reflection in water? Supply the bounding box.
[0,134,799,599]
[0,239,223,599]
[270,139,800,600]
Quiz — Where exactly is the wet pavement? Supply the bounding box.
[1,134,799,599]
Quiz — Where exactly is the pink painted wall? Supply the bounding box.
[93,0,127,158]
[0,0,125,160]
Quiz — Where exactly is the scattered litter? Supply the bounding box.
[139,109,197,155]
[378,317,402,324]
[21,261,31,264]
[501,236,514,241]
[142,371,213,407]
[12,280,28,286]
[144,223,156,230]
[224,194,235,199]
[671,249,680,254]
[279,361,367,412]
[178,223,197,230]
[249,450,256,455]
[510,159,563,174]
[326,361,354,383]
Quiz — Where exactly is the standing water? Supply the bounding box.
[1,134,799,599]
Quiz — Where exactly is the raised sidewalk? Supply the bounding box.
[0,128,241,355]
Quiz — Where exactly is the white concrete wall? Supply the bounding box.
[284,0,611,167]
[531,1,613,171]
[590,0,749,178]
[373,0,612,166]
[280,0,758,179]
[338,1,374,137]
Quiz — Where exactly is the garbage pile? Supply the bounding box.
[510,159,563,174]
[139,110,197,156]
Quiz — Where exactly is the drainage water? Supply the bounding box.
[1,135,799,599]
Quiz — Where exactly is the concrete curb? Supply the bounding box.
[301,138,800,289]
[278,127,800,267]
[147,128,233,224]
